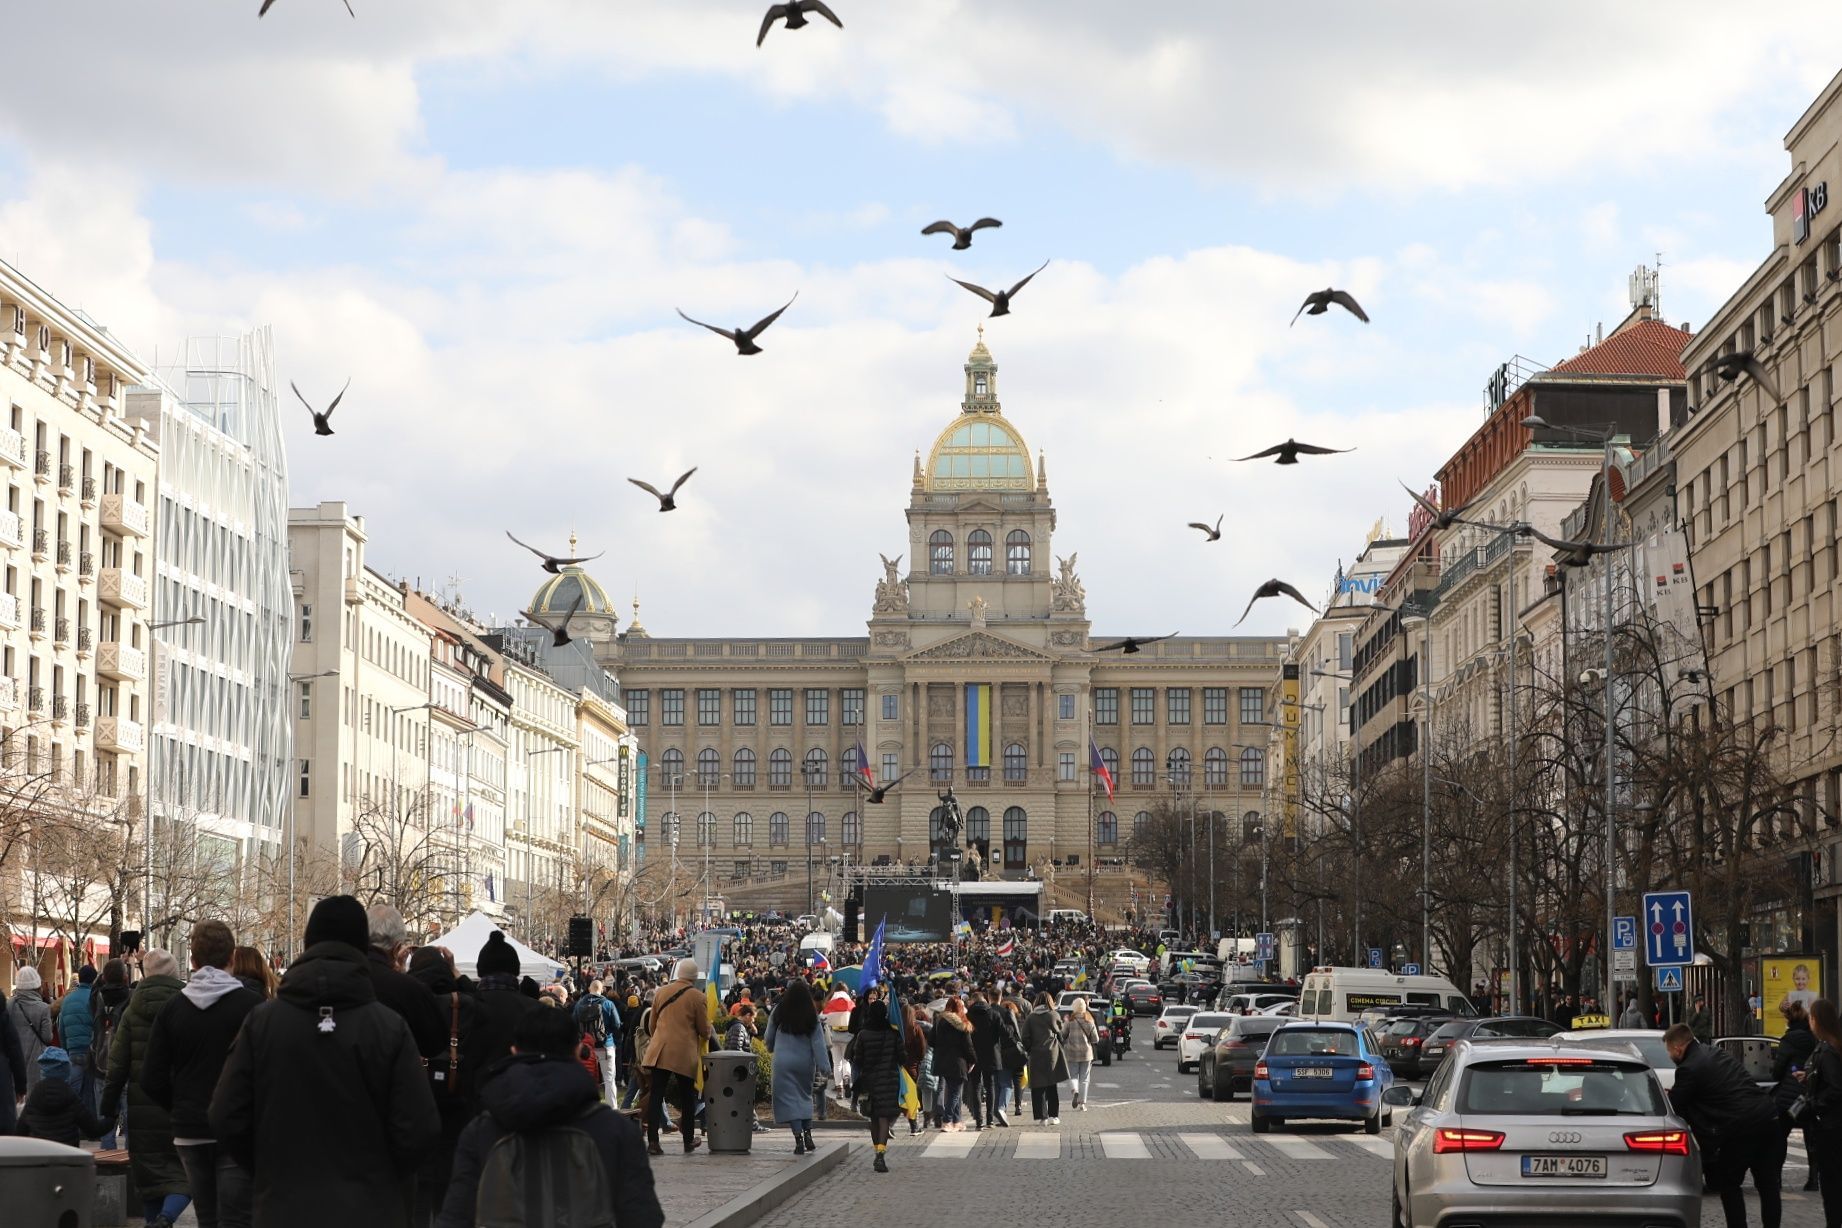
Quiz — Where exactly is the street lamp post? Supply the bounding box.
[1311,668,1355,961]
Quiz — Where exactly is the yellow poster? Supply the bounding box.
[1762,957,1822,1038]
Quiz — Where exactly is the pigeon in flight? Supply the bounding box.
[1234,579,1318,627]
[260,0,355,15]
[758,0,842,46]
[922,218,1002,250]
[628,468,698,512]
[1712,349,1784,405]
[506,532,604,575]
[948,260,1050,318]
[677,293,797,356]
[1399,481,1485,532]
[1234,439,1354,465]
[857,768,918,805]
[1522,524,1632,569]
[523,591,584,648]
[1092,633,1178,655]
[291,378,349,437]
[1291,288,1370,326]
[1188,515,1223,542]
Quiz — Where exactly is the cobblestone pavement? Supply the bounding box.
[751,1039,1832,1228]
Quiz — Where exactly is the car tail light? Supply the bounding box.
[1225,1040,1247,1051]
[1433,1128,1505,1154]
[1356,1062,1375,1079]
[1254,1060,1269,1079]
[1624,1130,1690,1156]
[1403,1037,1422,1046]
[1186,1032,1206,1041]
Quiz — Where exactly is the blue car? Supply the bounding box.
[1251,1021,1395,1135]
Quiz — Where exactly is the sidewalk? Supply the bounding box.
[651,1133,853,1228]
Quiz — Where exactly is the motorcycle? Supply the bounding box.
[1110,1010,1132,1057]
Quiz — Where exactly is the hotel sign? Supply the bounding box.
[1795,181,1828,244]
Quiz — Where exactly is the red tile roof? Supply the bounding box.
[1550,318,1691,379]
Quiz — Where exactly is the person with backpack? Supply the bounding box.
[210,895,441,1228]
[574,979,623,1096]
[408,945,486,1228]
[89,957,133,1147]
[58,966,96,1106]
[141,921,263,1228]
[437,1004,663,1228]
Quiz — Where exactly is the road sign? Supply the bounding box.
[1613,950,1636,978]
[1655,964,1684,993]
[1642,891,1694,966]
[1402,963,1421,976]
[1255,932,1275,962]
[1367,947,1384,969]
[1612,916,1638,952]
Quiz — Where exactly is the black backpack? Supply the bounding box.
[474,1107,615,1228]
[91,992,129,1080]
[574,995,610,1046]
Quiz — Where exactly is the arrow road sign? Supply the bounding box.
[1655,964,1684,993]
[1612,916,1638,952]
[1641,891,1693,967]
[1255,932,1275,962]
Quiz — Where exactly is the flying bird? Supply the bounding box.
[1522,525,1633,568]
[1399,481,1487,532]
[922,218,1002,250]
[1234,439,1354,465]
[1234,579,1318,627]
[757,0,842,45]
[677,294,797,356]
[505,532,604,575]
[1290,288,1370,326]
[291,378,349,437]
[628,468,698,512]
[856,768,918,805]
[523,591,584,648]
[1092,633,1178,655]
[948,260,1050,318]
[1712,349,1784,404]
[260,0,355,15]
[1188,515,1223,542]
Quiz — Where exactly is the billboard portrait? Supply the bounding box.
[862,885,954,943]
[1762,955,1822,1037]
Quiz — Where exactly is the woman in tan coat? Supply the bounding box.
[641,959,712,1155]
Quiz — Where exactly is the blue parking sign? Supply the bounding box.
[1403,963,1421,976]
[1612,916,1637,952]
[1367,948,1384,969]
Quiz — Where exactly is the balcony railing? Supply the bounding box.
[75,701,90,729]
[0,677,15,711]
[80,476,95,504]
[99,567,148,609]
[97,640,145,682]
[0,510,19,551]
[0,426,22,469]
[55,539,70,568]
[56,462,73,492]
[51,695,67,722]
[31,528,47,559]
[100,493,149,537]
[78,551,93,579]
[33,449,49,479]
[53,616,69,645]
[29,606,45,635]
[76,626,92,654]
[95,715,144,754]
[27,685,45,713]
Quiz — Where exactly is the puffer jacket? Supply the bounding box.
[19,1048,107,1146]
[930,1011,975,1082]
[99,973,189,1197]
[845,1021,907,1119]
[56,984,94,1057]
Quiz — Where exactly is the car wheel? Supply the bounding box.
[1250,1112,1270,1134]
[1383,1109,1393,1128]
[1364,1111,1382,1135]
[1100,1050,1112,1067]
[1198,1069,1213,1099]
[1221,1077,1236,1102]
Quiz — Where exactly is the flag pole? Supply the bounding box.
[1086,775,1096,921]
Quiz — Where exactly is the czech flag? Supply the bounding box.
[810,948,830,972]
[854,740,875,787]
[1089,738,1115,801]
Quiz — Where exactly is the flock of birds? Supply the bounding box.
[263,0,1646,711]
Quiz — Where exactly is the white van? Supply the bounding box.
[1044,909,1088,927]
[1296,966,1478,1023]
[798,930,835,955]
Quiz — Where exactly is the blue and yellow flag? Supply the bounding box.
[965,683,992,768]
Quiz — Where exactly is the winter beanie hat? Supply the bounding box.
[304,895,370,952]
[477,930,519,978]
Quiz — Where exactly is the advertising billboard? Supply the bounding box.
[1762,955,1822,1037]
[862,885,955,943]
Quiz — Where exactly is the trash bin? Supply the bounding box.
[702,1051,759,1154]
[0,1137,96,1228]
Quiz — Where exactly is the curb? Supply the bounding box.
[680,1142,853,1228]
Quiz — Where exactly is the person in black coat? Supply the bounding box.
[408,945,489,1228]
[437,1006,663,1228]
[1774,1000,1821,1193]
[844,1000,906,1173]
[470,931,542,1073]
[0,987,26,1135]
[966,992,1008,1128]
[142,920,264,1228]
[18,1047,107,1146]
[1802,999,1842,1226]
[365,904,448,1059]
[210,896,441,1228]
[1666,1023,1784,1228]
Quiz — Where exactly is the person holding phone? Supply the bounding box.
[1776,998,1820,1192]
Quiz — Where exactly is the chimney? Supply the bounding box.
[1596,322,1603,345]
[1657,388,1671,439]
[1680,321,1692,334]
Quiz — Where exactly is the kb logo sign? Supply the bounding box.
[1796,181,1829,244]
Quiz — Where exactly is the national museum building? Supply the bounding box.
[566,337,1289,890]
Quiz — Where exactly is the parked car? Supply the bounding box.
[1221,992,1300,1016]
[1713,1034,1780,1090]
[1198,1015,1286,1100]
[1177,1012,1236,1073]
[1153,1004,1199,1048]
[1419,1016,1563,1076]
[1377,1014,1456,1079]
[1384,1040,1700,1228]
[1251,1021,1396,1134]
[1107,949,1152,975]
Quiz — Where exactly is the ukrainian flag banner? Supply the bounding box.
[965,683,993,769]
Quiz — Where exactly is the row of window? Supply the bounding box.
[650,805,1266,854]
[649,743,1266,790]
[630,685,1269,728]
[1092,686,1265,726]
[660,809,863,848]
[928,528,1031,575]
[1091,745,1265,788]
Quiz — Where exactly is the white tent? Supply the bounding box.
[430,911,566,981]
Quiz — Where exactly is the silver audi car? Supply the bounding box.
[1382,1039,1702,1228]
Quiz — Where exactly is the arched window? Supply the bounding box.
[1240,747,1265,786]
[662,812,680,848]
[806,812,826,845]
[658,748,683,787]
[769,811,790,847]
[696,747,719,787]
[1133,811,1152,842]
[696,811,716,848]
[803,748,828,789]
[1002,806,1027,869]
[1097,810,1118,846]
[930,742,954,783]
[967,529,993,575]
[1203,747,1229,788]
[1242,811,1263,844]
[966,805,990,847]
[1166,746,1191,786]
[733,812,753,846]
[841,745,862,788]
[769,748,793,787]
[1006,530,1031,576]
[841,811,861,848]
[1003,742,1028,783]
[1131,747,1155,787]
[1100,746,1120,783]
[732,747,757,787]
[929,529,954,574]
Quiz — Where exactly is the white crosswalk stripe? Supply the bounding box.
[1266,1136,1335,1160]
[1101,1132,1152,1158]
[1014,1132,1061,1158]
[1178,1132,1243,1160]
[922,1131,978,1157]
[907,1128,1398,1162]
[1346,1137,1393,1159]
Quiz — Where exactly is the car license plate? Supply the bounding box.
[1294,1067,1333,1079]
[1522,1154,1606,1178]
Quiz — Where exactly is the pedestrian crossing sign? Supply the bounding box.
[1654,965,1684,993]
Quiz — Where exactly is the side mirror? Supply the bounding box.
[1381,1086,1418,1107]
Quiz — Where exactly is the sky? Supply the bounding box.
[1,2,1838,638]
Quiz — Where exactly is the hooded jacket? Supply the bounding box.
[435,1056,663,1228]
[930,1010,975,1082]
[19,1047,107,1146]
[472,973,543,1076]
[210,941,441,1228]
[56,983,94,1057]
[7,981,54,1090]
[141,966,263,1140]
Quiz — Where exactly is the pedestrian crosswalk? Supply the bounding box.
[912,1126,1397,1166]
